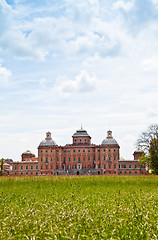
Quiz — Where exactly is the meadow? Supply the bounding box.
[0,176,157,240]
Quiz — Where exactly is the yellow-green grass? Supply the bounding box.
[0,176,158,239]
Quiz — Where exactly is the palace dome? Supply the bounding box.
[39,132,57,147]
[101,130,119,146]
[73,128,90,137]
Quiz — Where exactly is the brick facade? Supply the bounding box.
[11,128,148,176]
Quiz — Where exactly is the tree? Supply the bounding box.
[137,124,158,152]
[137,124,158,174]
[149,138,158,175]
[0,158,4,176]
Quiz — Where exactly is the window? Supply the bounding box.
[57,165,59,169]
[104,156,105,160]
[109,156,111,161]
[64,150,66,153]
[73,165,76,169]
[68,165,71,169]
[114,156,116,160]
[82,165,85,169]
[57,157,59,161]
[93,157,95,161]
[129,171,131,174]
[109,171,111,174]
[98,164,100,168]
[114,149,116,152]
[69,157,70,161]
[51,165,53,169]
[41,165,43,169]
[36,165,38,170]
[73,150,75,152]
[135,163,137,169]
[51,150,53,152]
[78,150,80,152]
[80,139,82,141]
[129,163,131,168]
[57,150,59,152]
[74,157,75,161]
[46,157,48,162]
[104,164,106,169]
[21,165,23,170]
[114,164,116,169]
[41,150,43,153]
[26,165,28,170]
[109,149,111,152]
[46,165,48,169]
[88,156,90,161]
[135,171,137,174]
[51,157,53,162]
[46,150,48,152]
[36,172,38,175]
[88,150,90,152]
[88,165,90,169]
[125,171,126,174]
[123,164,127,169]
[15,165,17,170]
[21,172,23,175]
[41,157,43,161]
[83,150,85,152]
[78,157,80,161]
[98,157,100,160]
[114,171,116,174]
[104,149,105,152]
[31,165,33,170]
[83,157,85,161]
[109,164,111,169]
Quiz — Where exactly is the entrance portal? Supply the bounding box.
[77,171,79,175]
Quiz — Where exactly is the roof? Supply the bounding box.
[101,130,119,146]
[73,127,90,137]
[39,132,57,147]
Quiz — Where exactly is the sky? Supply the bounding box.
[0,0,158,161]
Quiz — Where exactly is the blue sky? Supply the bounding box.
[0,0,158,160]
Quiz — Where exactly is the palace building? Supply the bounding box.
[11,127,147,176]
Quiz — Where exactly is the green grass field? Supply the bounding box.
[0,176,158,240]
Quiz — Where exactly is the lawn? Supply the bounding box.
[0,176,157,239]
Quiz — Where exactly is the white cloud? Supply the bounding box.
[54,70,98,94]
[141,57,158,71]
[0,64,12,84]
[113,0,134,12]
[151,0,158,4]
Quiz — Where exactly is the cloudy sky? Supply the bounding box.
[0,0,158,161]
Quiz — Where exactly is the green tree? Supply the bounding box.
[137,124,158,174]
[0,158,4,176]
[149,138,158,175]
[137,124,158,152]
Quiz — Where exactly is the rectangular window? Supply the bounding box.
[78,157,80,161]
[129,163,131,168]
[41,157,43,161]
[114,164,116,169]
[74,157,75,161]
[57,157,59,161]
[21,165,23,170]
[88,156,90,161]
[36,165,38,170]
[82,165,85,169]
[88,150,90,152]
[98,157,100,160]
[15,165,17,170]
[41,150,43,153]
[78,150,80,152]
[46,150,48,152]
[109,156,111,161]
[109,164,111,169]
[68,165,71,169]
[46,165,48,169]
[124,164,126,168]
[73,150,75,152]
[57,165,59,169]
[69,157,70,161]
[41,165,43,169]
[114,156,116,160]
[51,157,53,161]
[83,150,85,152]
[31,165,33,170]
[104,164,106,169]
[104,156,105,160]
[46,157,48,162]
[26,165,28,170]
[83,157,85,161]
[135,163,137,169]
[98,164,100,168]
[51,165,53,169]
